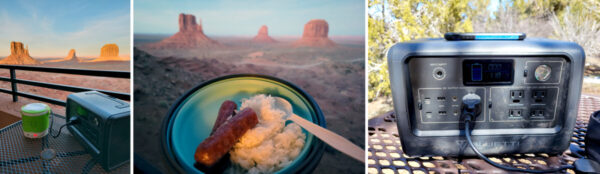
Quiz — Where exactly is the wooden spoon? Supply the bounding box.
[273,97,365,163]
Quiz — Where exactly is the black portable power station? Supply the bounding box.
[66,91,130,171]
[387,33,585,157]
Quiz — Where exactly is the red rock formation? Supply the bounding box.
[66,49,77,59]
[146,13,220,49]
[100,44,119,57]
[252,25,276,43]
[47,49,82,63]
[90,44,129,62]
[0,41,40,64]
[293,19,337,47]
[179,14,202,32]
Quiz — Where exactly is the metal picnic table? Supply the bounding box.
[367,95,600,174]
[0,113,130,174]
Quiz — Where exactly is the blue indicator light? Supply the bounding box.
[475,35,519,40]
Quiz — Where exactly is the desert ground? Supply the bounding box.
[133,35,365,173]
[0,61,130,118]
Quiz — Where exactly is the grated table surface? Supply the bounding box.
[368,95,600,174]
[0,114,130,174]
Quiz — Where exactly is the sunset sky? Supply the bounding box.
[134,0,365,37]
[0,0,130,58]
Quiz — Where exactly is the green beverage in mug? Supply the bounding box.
[21,103,51,138]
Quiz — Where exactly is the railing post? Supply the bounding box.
[10,68,17,102]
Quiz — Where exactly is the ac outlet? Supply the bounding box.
[510,90,524,103]
[509,109,523,118]
[530,109,545,117]
[532,90,547,103]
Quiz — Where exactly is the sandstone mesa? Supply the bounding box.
[146,13,220,49]
[252,25,277,43]
[0,41,41,65]
[293,19,337,48]
[47,49,82,63]
[89,43,129,62]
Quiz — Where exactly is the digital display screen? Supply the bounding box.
[463,59,513,85]
[471,64,482,81]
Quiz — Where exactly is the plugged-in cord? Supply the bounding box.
[52,124,69,138]
[52,117,79,138]
[463,115,574,173]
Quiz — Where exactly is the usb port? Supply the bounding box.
[438,111,447,115]
[437,97,446,101]
[424,97,431,104]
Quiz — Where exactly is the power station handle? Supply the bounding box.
[444,32,526,41]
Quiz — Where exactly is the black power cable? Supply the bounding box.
[463,116,574,173]
[52,124,70,138]
[51,117,80,138]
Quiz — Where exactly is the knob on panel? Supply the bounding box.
[534,64,551,82]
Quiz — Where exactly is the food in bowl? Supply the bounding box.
[211,100,238,134]
[194,107,259,167]
[194,94,306,173]
[230,94,306,173]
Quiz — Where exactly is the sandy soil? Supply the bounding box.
[0,61,130,118]
[133,36,365,173]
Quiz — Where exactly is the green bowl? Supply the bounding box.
[161,74,326,173]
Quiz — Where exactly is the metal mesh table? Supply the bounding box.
[0,114,130,174]
[367,95,600,174]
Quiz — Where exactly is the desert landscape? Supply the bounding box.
[0,41,130,117]
[134,13,364,173]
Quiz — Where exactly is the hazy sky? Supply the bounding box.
[134,0,365,36]
[0,0,130,58]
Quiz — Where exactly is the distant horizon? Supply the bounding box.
[0,42,131,58]
[134,0,364,36]
[134,33,365,38]
[0,0,130,57]
[133,33,365,46]
[0,54,132,60]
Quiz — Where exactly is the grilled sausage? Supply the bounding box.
[211,100,237,135]
[195,108,258,167]
[196,100,237,173]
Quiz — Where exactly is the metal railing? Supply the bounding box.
[0,65,130,106]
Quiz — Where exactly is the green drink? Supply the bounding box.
[21,103,51,138]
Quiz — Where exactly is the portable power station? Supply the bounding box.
[387,34,585,156]
[66,91,130,171]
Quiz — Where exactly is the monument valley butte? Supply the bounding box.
[0,41,130,116]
